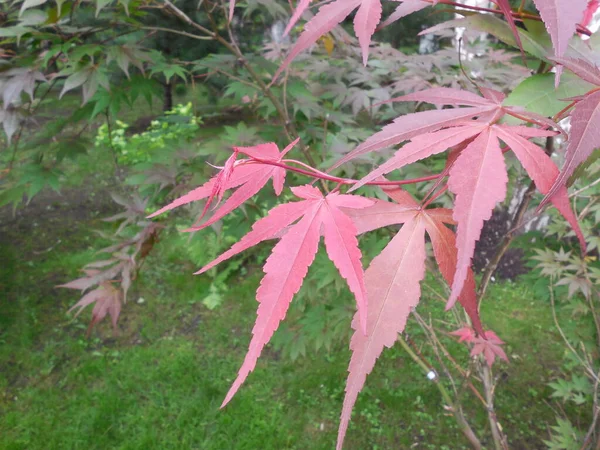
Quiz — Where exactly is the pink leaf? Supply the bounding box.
[149,142,291,227]
[229,0,235,21]
[378,0,430,30]
[492,0,527,60]
[479,87,506,104]
[582,0,600,28]
[353,0,382,65]
[493,125,586,250]
[533,0,588,59]
[68,283,122,337]
[284,0,312,36]
[471,331,508,367]
[322,195,373,334]
[450,326,476,343]
[447,129,508,307]
[423,212,484,336]
[331,106,496,171]
[221,205,323,407]
[185,169,274,232]
[195,201,311,274]
[391,87,496,107]
[337,218,426,450]
[343,199,419,234]
[542,89,600,209]
[350,124,486,192]
[550,57,600,86]
[147,164,261,218]
[216,187,372,406]
[274,0,361,80]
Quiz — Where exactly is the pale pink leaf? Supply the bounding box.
[423,213,484,335]
[337,218,426,450]
[447,130,508,306]
[221,205,322,407]
[322,197,371,334]
[284,0,312,36]
[533,0,588,59]
[493,125,586,250]
[350,125,486,192]
[550,56,600,86]
[542,90,600,208]
[331,106,495,170]
[274,0,362,80]
[390,87,495,107]
[342,200,419,234]
[353,0,382,65]
[378,0,430,30]
[479,87,506,104]
[195,201,311,274]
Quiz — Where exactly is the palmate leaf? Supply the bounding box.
[541,58,600,208]
[532,0,588,61]
[190,184,373,407]
[336,186,485,449]
[149,141,298,230]
[341,87,585,304]
[337,216,427,450]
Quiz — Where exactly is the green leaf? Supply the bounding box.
[60,70,89,98]
[95,0,114,16]
[441,14,547,60]
[19,0,48,16]
[504,72,594,118]
[568,148,600,187]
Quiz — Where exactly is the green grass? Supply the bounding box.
[1,209,594,450]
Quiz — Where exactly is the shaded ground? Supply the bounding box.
[473,208,528,280]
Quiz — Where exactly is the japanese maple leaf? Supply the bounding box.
[276,0,410,79]
[148,139,299,231]
[532,0,588,61]
[340,87,584,306]
[450,327,508,367]
[540,58,600,207]
[67,282,122,338]
[335,186,485,450]
[194,185,373,407]
[276,0,534,78]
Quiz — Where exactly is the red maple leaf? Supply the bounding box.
[193,184,373,407]
[540,58,600,208]
[339,87,584,306]
[335,186,484,450]
[148,139,299,231]
[450,327,508,367]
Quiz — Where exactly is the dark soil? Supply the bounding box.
[472,208,528,280]
[0,187,117,258]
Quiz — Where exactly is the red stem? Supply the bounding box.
[432,0,591,36]
[240,158,441,186]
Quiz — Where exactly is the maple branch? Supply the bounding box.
[481,362,509,450]
[431,0,592,36]
[398,335,483,450]
[243,157,441,186]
